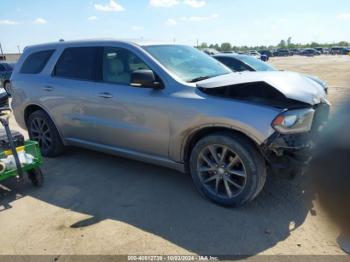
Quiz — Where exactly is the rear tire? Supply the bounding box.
[28,167,44,187]
[189,133,266,207]
[27,110,64,157]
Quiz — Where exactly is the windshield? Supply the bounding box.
[143,45,231,82]
[239,56,277,72]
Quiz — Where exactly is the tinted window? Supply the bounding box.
[102,47,150,85]
[0,64,5,71]
[54,47,97,81]
[215,57,252,72]
[20,50,54,74]
[238,55,277,71]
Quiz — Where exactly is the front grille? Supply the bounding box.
[312,102,330,133]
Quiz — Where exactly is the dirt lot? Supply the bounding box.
[0,56,349,257]
[271,55,350,108]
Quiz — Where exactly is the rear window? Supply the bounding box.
[20,50,54,74]
[53,47,97,81]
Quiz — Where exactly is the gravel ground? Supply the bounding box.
[0,55,349,257]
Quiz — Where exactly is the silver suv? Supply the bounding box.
[11,40,330,206]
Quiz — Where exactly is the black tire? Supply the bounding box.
[28,167,44,187]
[27,110,64,157]
[189,132,266,207]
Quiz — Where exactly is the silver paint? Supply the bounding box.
[11,40,326,172]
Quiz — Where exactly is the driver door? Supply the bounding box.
[90,46,170,158]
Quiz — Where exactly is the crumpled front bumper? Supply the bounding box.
[261,133,314,169]
[261,102,330,170]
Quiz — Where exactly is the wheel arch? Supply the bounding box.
[182,126,262,172]
[24,103,66,145]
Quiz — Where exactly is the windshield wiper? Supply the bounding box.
[187,75,212,83]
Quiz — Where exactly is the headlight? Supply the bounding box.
[272,108,315,134]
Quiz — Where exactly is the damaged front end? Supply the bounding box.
[197,72,330,173]
[261,101,330,171]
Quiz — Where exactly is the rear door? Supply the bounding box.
[47,46,101,143]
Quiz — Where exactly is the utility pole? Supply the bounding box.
[196,39,199,48]
[17,45,21,54]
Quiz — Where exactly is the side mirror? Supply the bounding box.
[130,70,162,89]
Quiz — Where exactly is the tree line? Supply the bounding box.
[198,38,349,52]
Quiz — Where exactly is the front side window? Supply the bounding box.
[102,47,150,85]
[20,50,54,74]
[143,45,231,82]
[53,47,97,81]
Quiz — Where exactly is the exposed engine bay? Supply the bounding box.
[198,81,310,109]
[197,74,331,173]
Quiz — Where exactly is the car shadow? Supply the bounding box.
[0,147,314,256]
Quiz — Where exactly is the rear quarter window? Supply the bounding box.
[20,50,55,74]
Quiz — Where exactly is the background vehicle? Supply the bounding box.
[213,53,329,93]
[258,50,273,58]
[247,50,262,59]
[274,49,291,57]
[11,40,329,207]
[330,47,350,55]
[323,48,330,55]
[0,62,15,95]
[290,48,302,55]
[315,47,324,54]
[221,51,236,54]
[201,48,219,56]
[213,53,276,72]
[301,48,321,56]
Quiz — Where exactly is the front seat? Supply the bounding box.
[104,58,130,84]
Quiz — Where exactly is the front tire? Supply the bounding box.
[27,110,64,157]
[189,133,266,207]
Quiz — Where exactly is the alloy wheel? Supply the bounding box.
[197,144,247,199]
[30,117,52,152]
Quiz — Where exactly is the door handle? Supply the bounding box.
[43,85,54,92]
[98,92,113,99]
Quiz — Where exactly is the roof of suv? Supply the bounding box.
[23,39,176,51]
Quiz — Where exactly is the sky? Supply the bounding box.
[0,0,350,53]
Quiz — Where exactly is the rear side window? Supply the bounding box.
[53,47,97,81]
[20,50,54,74]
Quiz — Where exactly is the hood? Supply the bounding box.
[196,71,326,105]
[305,75,328,93]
